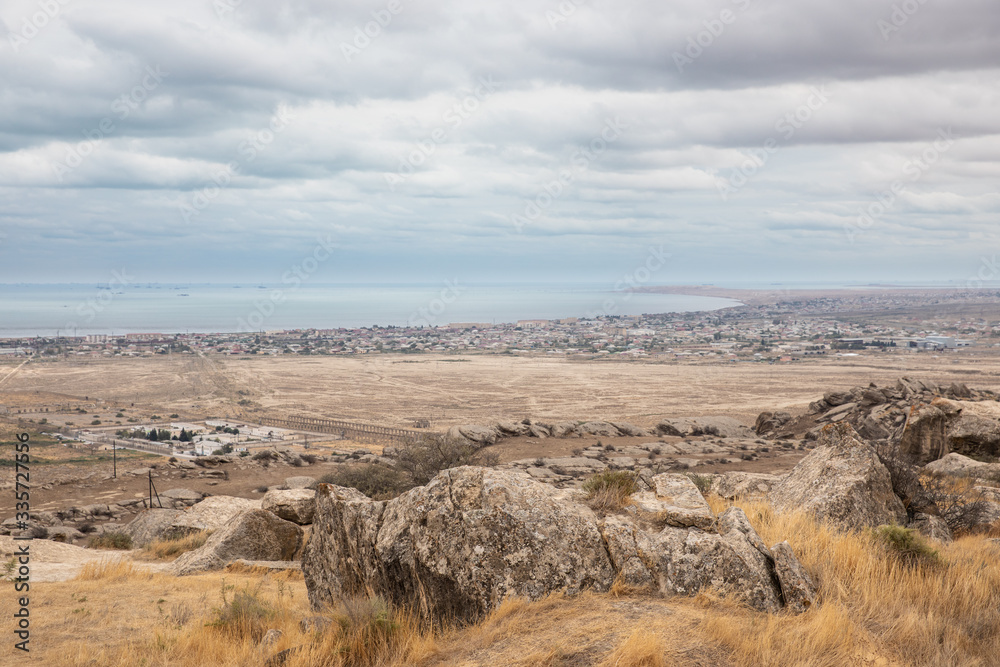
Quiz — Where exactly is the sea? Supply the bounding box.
[0,283,743,339]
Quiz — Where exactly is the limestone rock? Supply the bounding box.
[174,509,303,575]
[771,541,817,613]
[284,476,318,490]
[578,421,622,437]
[769,423,907,530]
[823,391,854,407]
[303,468,615,624]
[754,411,792,435]
[710,472,782,500]
[262,489,316,525]
[121,508,184,547]
[170,496,262,536]
[302,468,809,624]
[456,425,500,446]
[631,473,715,530]
[610,421,652,437]
[898,404,949,464]
[947,414,1000,458]
[907,513,953,543]
[924,452,991,477]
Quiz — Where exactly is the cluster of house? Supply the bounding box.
[3,292,998,361]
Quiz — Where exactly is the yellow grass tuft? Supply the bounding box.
[75,558,152,582]
[138,530,212,560]
[598,629,671,667]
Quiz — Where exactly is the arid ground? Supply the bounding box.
[3,350,999,430]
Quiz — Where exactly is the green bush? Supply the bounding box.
[873,525,941,566]
[88,531,133,550]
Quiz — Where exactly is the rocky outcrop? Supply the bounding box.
[770,541,817,613]
[169,496,262,536]
[656,416,755,439]
[907,513,953,543]
[262,489,316,525]
[924,452,1000,479]
[121,508,184,547]
[710,472,782,500]
[898,404,949,465]
[631,474,715,529]
[769,423,907,531]
[302,467,812,625]
[754,411,792,435]
[173,510,303,575]
[798,379,1000,464]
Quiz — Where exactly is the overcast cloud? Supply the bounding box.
[1,0,998,285]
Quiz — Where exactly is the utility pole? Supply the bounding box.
[112,439,117,478]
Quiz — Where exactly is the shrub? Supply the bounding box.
[77,523,97,534]
[583,471,638,511]
[393,435,500,488]
[208,582,275,641]
[873,524,941,566]
[321,464,412,500]
[685,473,712,494]
[28,526,48,539]
[252,450,277,462]
[88,531,133,550]
[876,443,992,534]
[300,453,318,464]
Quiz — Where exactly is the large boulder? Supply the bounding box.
[173,510,303,575]
[754,411,792,435]
[710,472,782,500]
[769,423,907,531]
[577,421,622,437]
[262,489,316,525]
[456,425,500,446]
[898,404,949,465]
[169,496,262,536]
[923,452,998,478]
[631,473,715,530]
[770,541,817,613]
[120,508,184,547]
[946,414,1000,458]
[302,467,811,625]
[610,422,652,437]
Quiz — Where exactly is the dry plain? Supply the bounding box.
[2,350,999,430]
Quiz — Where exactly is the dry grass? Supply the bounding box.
[702,494,1000,666]
[16,496,1000,666]
[138,530,212,560]
[584,470,639,511]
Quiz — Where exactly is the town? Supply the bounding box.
[3,290,999,361]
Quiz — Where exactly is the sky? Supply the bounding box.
[1,0,998,287]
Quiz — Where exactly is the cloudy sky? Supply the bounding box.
[1,0,998,286]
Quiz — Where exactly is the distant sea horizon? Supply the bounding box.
[0,283,748,339]
[1,280,990,340]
